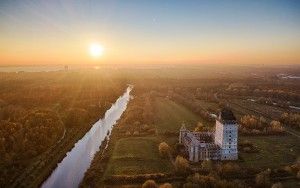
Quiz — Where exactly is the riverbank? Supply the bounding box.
[80,93,178,187]
[41,86,132,188]
[0,72,128,188]
[11,123,94,188]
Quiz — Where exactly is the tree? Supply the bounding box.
[280,113,300,129]
[297,170,300,180]
[218,162,240,176]
[255,169,271,187]
[240,115,258,129]
[175,155,189,173]
[259,116,267,125]
[22,110,64,155]
[159,183,172,188]
[270,120,284,133]
[142,124,150,131]
[281,112,289,122]
[142,180,158,188]
[158,142,171,158]
[64,108,88,128]
[271,182,283,188]
[201,159,213,171]
[194,122,204,132]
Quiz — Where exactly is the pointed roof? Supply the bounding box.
[219,108,236,121]
[180,122,187,130]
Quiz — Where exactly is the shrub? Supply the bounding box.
[255,169,271,187]
[283,166,293,174]
[158,142,171,158]
[142,180,158,188]
[148,128,156,134]
[125,131,131,136]
[183,182,198,188]
[201,159,213,171]
[218,162,240,176]
[175,155,189,174]
[194,122,204,132]
[142,124,150,131]
[243,147,251,152]
[270,120,284,133]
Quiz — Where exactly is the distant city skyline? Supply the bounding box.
[0,0,299,65]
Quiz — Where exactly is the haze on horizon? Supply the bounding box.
[0,0,300,66]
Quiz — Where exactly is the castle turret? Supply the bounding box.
[179,122,187,144]
[214,108,238,160]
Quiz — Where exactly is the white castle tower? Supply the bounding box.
[214,108,238,160]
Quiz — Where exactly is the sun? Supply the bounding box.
[89,43,104,58]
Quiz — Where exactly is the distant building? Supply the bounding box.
[64,65,69,71]
[179,108,238,162]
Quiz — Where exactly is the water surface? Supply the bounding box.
[41,86,132,188]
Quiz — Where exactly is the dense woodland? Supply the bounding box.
[0,71,127,187]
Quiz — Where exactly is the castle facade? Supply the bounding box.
[179,108,238,162]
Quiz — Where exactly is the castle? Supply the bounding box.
[179,108,238,162]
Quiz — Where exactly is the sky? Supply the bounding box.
[0,0,300,65]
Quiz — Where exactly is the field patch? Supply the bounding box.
[154,98,201,133]
[240,135,300,168]
[104,137,172,176]
[196,99,219,112]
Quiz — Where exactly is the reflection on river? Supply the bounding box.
[41,86,132,188]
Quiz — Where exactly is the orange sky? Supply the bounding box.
[1,0,300,65]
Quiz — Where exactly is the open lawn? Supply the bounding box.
[104,137,173,176]
[228,99,287,121]
[239,135,300,168]
[154,97,202,134]
[231,99,286,119]
[196,99,219,112]
[98,96,299,187]
[282,179,300,187]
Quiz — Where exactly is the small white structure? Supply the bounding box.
[179,108,238,162]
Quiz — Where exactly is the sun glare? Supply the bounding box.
[89,43,104,58]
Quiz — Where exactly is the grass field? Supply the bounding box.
[104,98,205,177]
[104,137,173,176]
[154,97,202,133]
[104,96,299,184]
[239,135,300,168]
[228,99,288,122]
[196,99,219,112]
[231,99,286,119]
[282,179,300,187]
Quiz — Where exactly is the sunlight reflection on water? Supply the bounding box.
[41,86,132,188]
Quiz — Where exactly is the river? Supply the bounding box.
[41,86,132,188]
